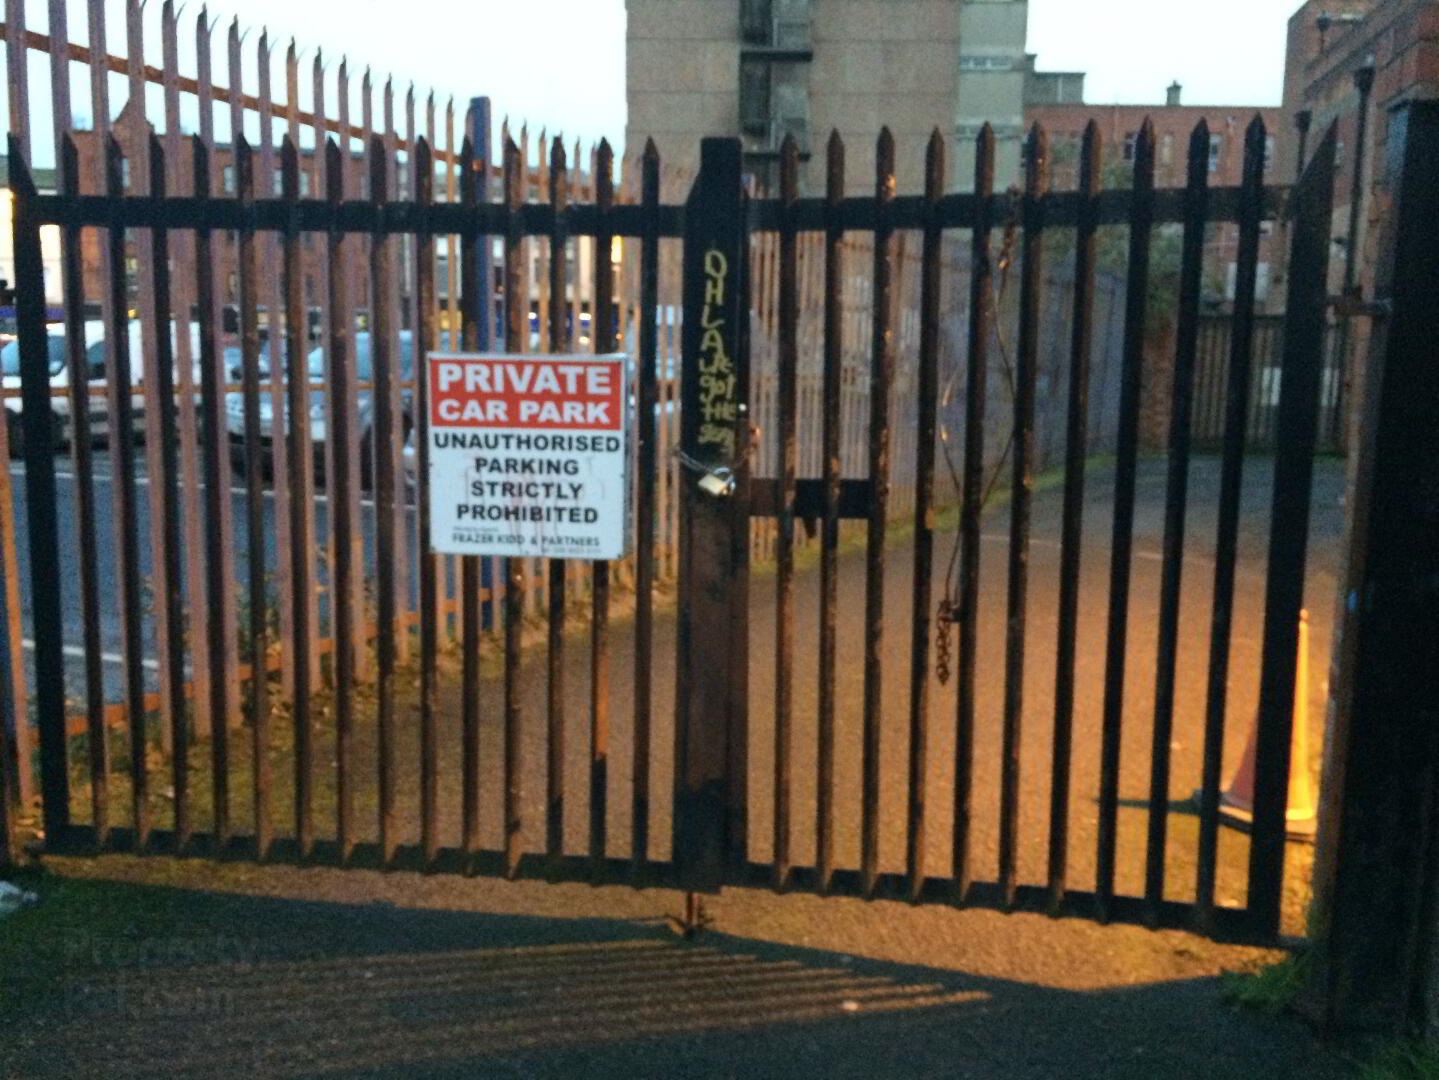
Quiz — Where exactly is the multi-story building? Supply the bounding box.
[625,0,1030,195]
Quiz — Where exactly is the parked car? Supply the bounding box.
[225,330,416,489]
[0,319,214,458]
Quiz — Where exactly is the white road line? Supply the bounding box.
[23,638,159,671]
[11,464,382,509]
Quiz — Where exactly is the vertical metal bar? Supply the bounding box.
[773,135,800,890]
[1048,121,1101,914]
[100,136,151,847]
[816,132,845,893]
[323,138,356,861]
[1330,64,1375,450]
[545,137,569,873]
[8,143,68,842]
[1196,117,1269,926]
[146,135,190,849]
[280,138,314,857]
[191,136,230,848]
[860,128,895,897]
[1144,121,1212,920]
[1248,126,1337,940]
[369,136,398,865]
[55,135,108,845]
[954,126,995,899]
[999,125,1047,909]
[0,2,32,812]
[414,136,440,866]
[384,80,408,663]
[1096,120,1155,920]
[256,31,295,709]
[633,139,660,875]
[502,136,527,878]
[125,1,175,763]
[905,130,944,903]
[161,0,210,744]
[313,51,337,687]
[195,5,239,833]
[235,139,271,858]
[342,62,368,682]
[589,139,615,873]
[458,133,482,861]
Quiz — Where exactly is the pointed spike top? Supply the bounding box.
[927,127,944,153]
[550,135,566,170]
[407,82,415,107]
[643,136,659,161]
[197,3,207,31]
[1191,117,1211,142]
[828,128,843,153]
[362,67,371,89]
[597,136,613,163]
[1246,112,1268,142]
[258,26,269,52]
[162,0,175,23]
[877,126,894,154]
[427,89,435,110]
[445,96,454,121]
[780,131,797,155]
[1138,116,1156,141]
[287,37,297,61]
[228,16,239,42]
[313,47,323,74]
[925,128,945,198]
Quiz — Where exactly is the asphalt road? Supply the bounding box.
[5,447,420,706]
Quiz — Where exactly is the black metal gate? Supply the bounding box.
[4,111,1336,947]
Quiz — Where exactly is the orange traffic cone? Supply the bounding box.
[1205,610,1318,840]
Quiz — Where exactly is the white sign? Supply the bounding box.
[426,352,629,559]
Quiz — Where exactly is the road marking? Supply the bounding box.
[23,638,159,671]
[11,463,384,509]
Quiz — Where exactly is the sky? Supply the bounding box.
[5,0,1302,166]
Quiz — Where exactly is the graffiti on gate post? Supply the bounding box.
[675,138,750,892]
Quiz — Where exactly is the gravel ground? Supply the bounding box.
[3,452,1351,1078]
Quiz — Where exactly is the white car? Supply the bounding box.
[1,320,204,457]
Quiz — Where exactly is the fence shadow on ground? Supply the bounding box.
[0,872,1342,1079]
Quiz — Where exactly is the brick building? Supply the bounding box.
[1275,0,1439,453]
[1024,71,1282,308]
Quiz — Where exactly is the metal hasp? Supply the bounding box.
[1305,101,1439,1035]
[674,138,750,893]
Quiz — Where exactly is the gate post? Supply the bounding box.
[674,138,750,892]
[1304,100,1439,1034]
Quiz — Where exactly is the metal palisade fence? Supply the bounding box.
[5,62,1342,952]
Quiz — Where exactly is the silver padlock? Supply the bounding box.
[697,467,735,498]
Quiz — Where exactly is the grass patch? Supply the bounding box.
[1219,951,1309,1016]
[1358,1041,1439,1080]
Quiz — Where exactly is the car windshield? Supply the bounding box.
[1,336,68,377]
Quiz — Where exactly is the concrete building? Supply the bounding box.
[625,0,1030,196]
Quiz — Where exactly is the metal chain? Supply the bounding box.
[935,190,1023,686]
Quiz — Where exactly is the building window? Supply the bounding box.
[1208,134,1223,174]
[1122,132,1137,162]
[227,272,238,302]
[300,170,311,196]
[119,156,131,191]
[223,165,236,193]
[1265,136,1275,169]
[1160,133,1174,167]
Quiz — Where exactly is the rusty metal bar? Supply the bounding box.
[370,135,399,864]
[146,134,191,848]
[458,133,482,861]
[280,137,314,857]
[906,130,944,903]
[860,129,895,897]
[324,138,357,861]
[590,139,615,872]
[192,135,230,847]
[57,135,108,845]
[1096,120,1156,920]
[1144,120,1212,920]
[999,126,1048,908]
[1048,121,1101,914]
[817,131,844,892]
[545,136,569,873]
[633,139,660,875]
[1196,117,1269,927]
[502,136,527,879]
[8,143,67,841]
[954,125,995,899]
[100,135,150,846]
[773,135,800,890]
[236,138,272,858]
